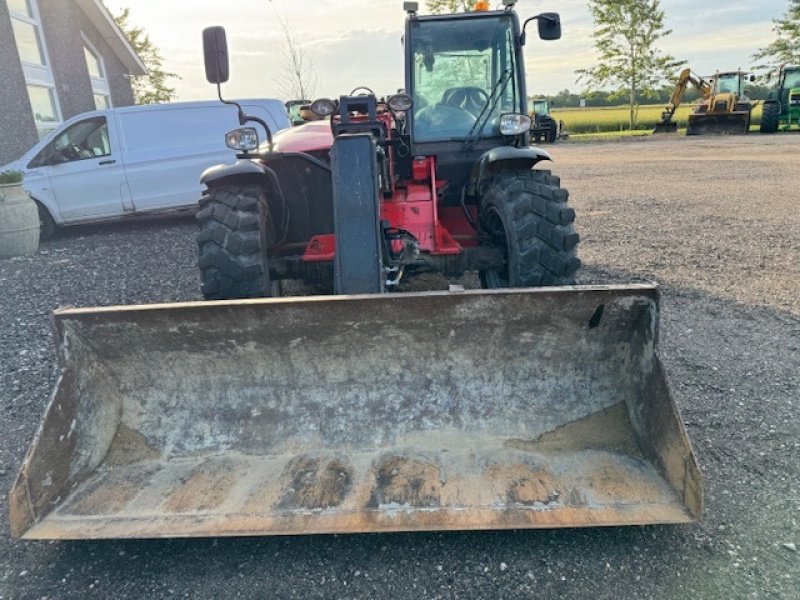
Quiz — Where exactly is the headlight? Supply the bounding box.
[225,127,259,151]
[500,113,532,136]
[310,97,336,117]
[387,93,414,112]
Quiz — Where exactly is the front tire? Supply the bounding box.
[196,185,276,300]
[35,201,56,241]
[760,102,780,133]
[479,170,581,288]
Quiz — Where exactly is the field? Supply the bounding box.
[1,135,799,599]
[552,103,765,134]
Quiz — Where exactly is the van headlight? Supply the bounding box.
[225,127,259,151]
[500,113,532,135]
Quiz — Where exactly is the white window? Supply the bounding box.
[83,37,112,111]
[9,0,62,138]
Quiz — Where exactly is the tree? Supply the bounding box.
[576,0,683,129]
[110,7,178,104]
[267,1,318,100]
[426,0,477,14]
[752,0,800,68]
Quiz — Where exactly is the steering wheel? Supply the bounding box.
[58,144,90,161]
[441,87,490,115]
[350,86,376,96]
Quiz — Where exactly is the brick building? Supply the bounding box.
[0,0,145,164]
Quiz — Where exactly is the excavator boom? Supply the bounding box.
[654,69,710,133]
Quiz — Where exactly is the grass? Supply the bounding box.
[552,103,764,135]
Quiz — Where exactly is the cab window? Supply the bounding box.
[30,117,110,167]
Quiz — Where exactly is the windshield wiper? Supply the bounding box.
[462,68,512,152]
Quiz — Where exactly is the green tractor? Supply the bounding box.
[528,97,560,142]
[285,99,312,126]
[760,65,800,133]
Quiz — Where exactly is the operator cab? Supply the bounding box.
[711,71,755,98]
[408,12,523,143]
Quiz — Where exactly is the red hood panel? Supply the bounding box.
[271,121,334,153]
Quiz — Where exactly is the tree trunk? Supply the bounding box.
[629,87,636,130]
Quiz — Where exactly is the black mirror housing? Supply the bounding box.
[538,13,561,41]
[203,26,229,84]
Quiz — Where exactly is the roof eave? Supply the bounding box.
[75,0,147,76]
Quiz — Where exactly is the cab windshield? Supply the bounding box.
[530,100,548,114]
[409,15,520,142]
[715,74,743,95]
[783,70,800,89]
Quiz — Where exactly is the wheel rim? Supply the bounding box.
[481,206,511,288]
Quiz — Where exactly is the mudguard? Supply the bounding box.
[468,146,552,196]
[200,159,272,188]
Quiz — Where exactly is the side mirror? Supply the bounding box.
[203,26,229,84]
[538,13,561,41]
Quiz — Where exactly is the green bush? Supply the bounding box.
[0,170,24,185]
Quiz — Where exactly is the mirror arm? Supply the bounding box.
[217,83,274,152]
[245,115,274,152]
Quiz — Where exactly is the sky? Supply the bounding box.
[103,0,789,102]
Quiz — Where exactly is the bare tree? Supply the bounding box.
[267,1,318,100]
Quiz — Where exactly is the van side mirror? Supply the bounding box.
[203,26,229,84]
[537,13,561,41]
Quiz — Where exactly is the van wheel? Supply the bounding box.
[196,185,276,300]
[36,202,56,241]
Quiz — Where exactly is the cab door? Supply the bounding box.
[43,115,128,221]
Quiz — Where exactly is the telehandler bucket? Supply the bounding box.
[10,284,702,540]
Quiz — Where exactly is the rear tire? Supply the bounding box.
[760,102,780,133]
[196,185,276,300]
[479,170,581,288]
[546,120,558,143]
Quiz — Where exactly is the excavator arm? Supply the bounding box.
[654,69,710,133]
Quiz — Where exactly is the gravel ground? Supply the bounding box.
[1,134,799,599]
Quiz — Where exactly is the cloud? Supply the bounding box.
[104,0,787,99]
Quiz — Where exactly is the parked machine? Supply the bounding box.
[528,97,560,142]
[10,1,702,540]
[687,70,755,135]
[655,69,754,135]
[654,68,710,133]
[285,99,312,126]
[760,64,800,133]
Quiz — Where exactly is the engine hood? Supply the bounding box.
[269,120,333,154]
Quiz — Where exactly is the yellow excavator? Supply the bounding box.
[655,68,755,135]
[654,68,711,133]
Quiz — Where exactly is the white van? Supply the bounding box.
[0,100,289,238]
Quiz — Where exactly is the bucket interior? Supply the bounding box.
[10,286,702,539]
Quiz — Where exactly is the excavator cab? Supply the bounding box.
[687,71,754,135]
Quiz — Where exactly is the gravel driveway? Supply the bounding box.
[1,134,798,599]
